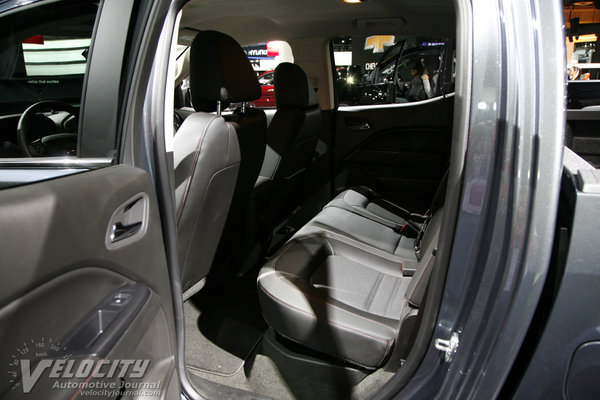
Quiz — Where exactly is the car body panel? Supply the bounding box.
[254,70,275,108]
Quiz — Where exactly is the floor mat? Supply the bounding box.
[184,285,265,377]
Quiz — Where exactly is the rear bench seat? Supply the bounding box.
[257,188,444,369]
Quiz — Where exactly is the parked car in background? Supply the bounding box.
[253,70,275,108]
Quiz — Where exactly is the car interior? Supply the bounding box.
[168,0,456,398]
[0,0,586,398]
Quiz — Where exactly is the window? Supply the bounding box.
[0,1,98,158]
[243,41,293,109]
[332,35,453,106]
[374,61,396,85]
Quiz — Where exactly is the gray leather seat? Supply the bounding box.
[258,62,321,222]
[257,175,447,367]
[257,206,443,368]
[296,171,447,263]
[324,169,448,235]
[217,63,320,277]
[175,30,264,298]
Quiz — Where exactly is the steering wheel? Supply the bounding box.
[17,100,79,157]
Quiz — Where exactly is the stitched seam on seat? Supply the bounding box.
[394,235,405,256]
[258,281,393,344]
[321,236,335,255]
[273,329,379,370]
[383,277,402,318]
[408,252,435,307]
[377,335,395,367]
[364,272,383,312]
[176,115,219,223]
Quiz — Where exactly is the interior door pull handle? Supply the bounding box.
[110,221,143,242]
[347,119,371,131]
[106,193,148,248]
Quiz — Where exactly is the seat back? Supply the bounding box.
[175,30,264,297]
[260,62,321,221]
[218,106,267,255]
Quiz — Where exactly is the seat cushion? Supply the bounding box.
[257,182,446,369]
[311,255,410,320]
[257,233,413,369]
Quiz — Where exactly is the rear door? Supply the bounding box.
[333,37,454,211]
[0,1,179,398]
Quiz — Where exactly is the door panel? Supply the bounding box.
[0,165,178,398]
[335,95,453,210]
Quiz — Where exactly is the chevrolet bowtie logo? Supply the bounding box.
[364,35,395,53]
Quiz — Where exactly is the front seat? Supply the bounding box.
[260,62,321,223]
[174,30,264,299]
[218,63,321,277]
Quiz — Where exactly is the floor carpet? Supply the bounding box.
[184,282,266,376]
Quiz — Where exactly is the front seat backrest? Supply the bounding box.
[193,31,267,277]
[175,30,263,298]
[260,62,321,221]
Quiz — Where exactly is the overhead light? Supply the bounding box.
[343,0,365,4]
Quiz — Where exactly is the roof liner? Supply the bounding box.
[180,0,455,45]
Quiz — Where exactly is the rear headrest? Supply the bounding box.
[190,30,261,112]
[274,62,319,109]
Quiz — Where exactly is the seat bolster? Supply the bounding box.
[257,236,398,369]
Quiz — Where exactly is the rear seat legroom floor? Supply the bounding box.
[185,277,395,399]
[187,344,395,400]
[184,281,266,376]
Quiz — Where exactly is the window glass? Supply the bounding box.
[0,1,98,157]
[374,62,396,85]
[332,35,453,106]
[176,45,188,59]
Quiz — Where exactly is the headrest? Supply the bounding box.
[190,31,261,112]
[274,63,319,109]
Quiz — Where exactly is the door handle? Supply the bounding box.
[110,221,143,242]
[346,118,371,131]
[106,193,148,248]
